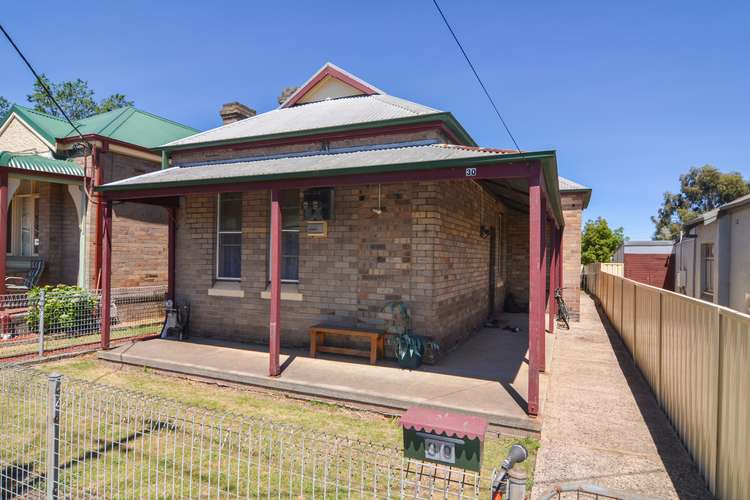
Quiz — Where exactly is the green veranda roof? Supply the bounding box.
[0,152,84,177]
[4,104,198,150]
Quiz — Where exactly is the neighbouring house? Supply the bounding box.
[613,240,674,289]
[0,104,198,293]
[673,194,750,314]
[97,63,592,415]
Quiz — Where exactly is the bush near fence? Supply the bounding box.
[585,270,750,500]
[0,286,167,361]
[0,366,484,499]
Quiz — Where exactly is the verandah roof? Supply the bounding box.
[0,151,83,178]
[97,143,565,226]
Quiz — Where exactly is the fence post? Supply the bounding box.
[46,373,61,500]
[38,289,46,358]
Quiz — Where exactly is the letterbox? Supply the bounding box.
[401,407,487,472]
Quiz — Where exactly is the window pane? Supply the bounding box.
[281,190,300,230]
[281,231,299,281]
[219,193,242,231]
[218,233,241,279]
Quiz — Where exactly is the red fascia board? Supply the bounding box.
[165,121,463,157]
[56,134,158,156]
[282,66,379,109]
[102,161,536,201]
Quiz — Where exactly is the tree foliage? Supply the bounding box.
[26,74,133,120]
[652,165,750,241]
[581,217,626,265]
[0,96,9,118]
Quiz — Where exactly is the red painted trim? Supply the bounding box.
[167,206,176,302]
[538,196,547,373]
[168,121,464,156]
[57,134,159,157]
[93,145,105,289]
[100,200,113,350]
[281,66,379,109]
[548,224,558,335]
[269,189,282,376]
[0,172,7,296]
[102,161,534,201]
[527,166,542,416]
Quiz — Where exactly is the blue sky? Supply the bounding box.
[2,1,748,239]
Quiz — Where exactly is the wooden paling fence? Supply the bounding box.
[585,270,749,500]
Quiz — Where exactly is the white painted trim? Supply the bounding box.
[260,283,303,301]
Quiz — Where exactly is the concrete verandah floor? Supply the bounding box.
[98,312,553,434]
[530,294,711,499]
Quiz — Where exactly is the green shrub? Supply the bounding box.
[26,285,99,333]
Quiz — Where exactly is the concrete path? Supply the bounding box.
[531,294,711,499]
[99,314,551,434]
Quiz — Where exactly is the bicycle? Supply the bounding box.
[555,288,570,330]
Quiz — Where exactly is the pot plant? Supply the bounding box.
[382,301,440,369]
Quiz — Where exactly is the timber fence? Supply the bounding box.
[0,286,166,362]
[0,365,484,499]
[584,270,749,500]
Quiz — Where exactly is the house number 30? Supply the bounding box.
[465,168,477,177]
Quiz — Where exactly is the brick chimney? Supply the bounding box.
[219,102,256,124]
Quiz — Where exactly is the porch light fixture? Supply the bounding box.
[371,184,384,215]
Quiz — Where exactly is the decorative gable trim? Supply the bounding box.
[279,63,383,109]
[0,112,56,152]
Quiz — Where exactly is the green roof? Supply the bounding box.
[4,104,198,150]
[0,151,84,177]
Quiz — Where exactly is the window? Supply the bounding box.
[270,190,301,283]
[217,193,242,280]
[701,243,714,298]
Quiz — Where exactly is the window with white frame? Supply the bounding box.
[270,190,300,283]
[217,193,242,280]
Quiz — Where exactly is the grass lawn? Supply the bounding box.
[37,356,539,489]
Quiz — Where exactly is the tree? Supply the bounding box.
[652,165,750,240]
[581,217,626,265]
[26,74,133,120]
[0,96,9,118]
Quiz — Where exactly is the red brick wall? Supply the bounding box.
[561,192,584,321]
[624,253,674,289]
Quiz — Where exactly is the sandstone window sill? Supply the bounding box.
[260,283,303,302]
[208,281,245,298]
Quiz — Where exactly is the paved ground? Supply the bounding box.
[531,294,711,499]
[99,312,551,434]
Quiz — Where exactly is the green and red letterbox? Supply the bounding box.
[401,407,488,472]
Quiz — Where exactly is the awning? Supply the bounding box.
[0,152,84,178]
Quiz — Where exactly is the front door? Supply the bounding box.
[16,196,38,256]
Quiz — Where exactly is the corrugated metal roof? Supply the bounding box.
[163,95,443,148]
[4,104,198,150]
[0,151,83,177]
[101,143,521,190]
[558,176,589,191]
[684,193,750,229]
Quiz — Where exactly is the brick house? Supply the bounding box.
[97,63,591,415]
[0,104,197,291]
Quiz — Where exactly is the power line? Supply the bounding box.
[431,0,522,152]
[0,23,89,148]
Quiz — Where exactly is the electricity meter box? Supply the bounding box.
[401,407,487,472]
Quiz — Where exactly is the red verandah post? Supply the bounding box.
[538,198,547,373]
[167,206,176,303]
[100,200,113,350]
[0,171,7,297]
[269,189,282,376]
[527,168,543,416]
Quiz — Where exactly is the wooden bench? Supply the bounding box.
[309,325,385,365]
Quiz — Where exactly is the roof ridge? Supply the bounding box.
[11,104,71,124]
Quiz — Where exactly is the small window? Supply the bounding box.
[217,193,242,280]
[701,243,714,298]
[270,190,301,283]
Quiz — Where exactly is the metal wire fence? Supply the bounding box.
[0,286,166,361]
[0,366,483,499]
